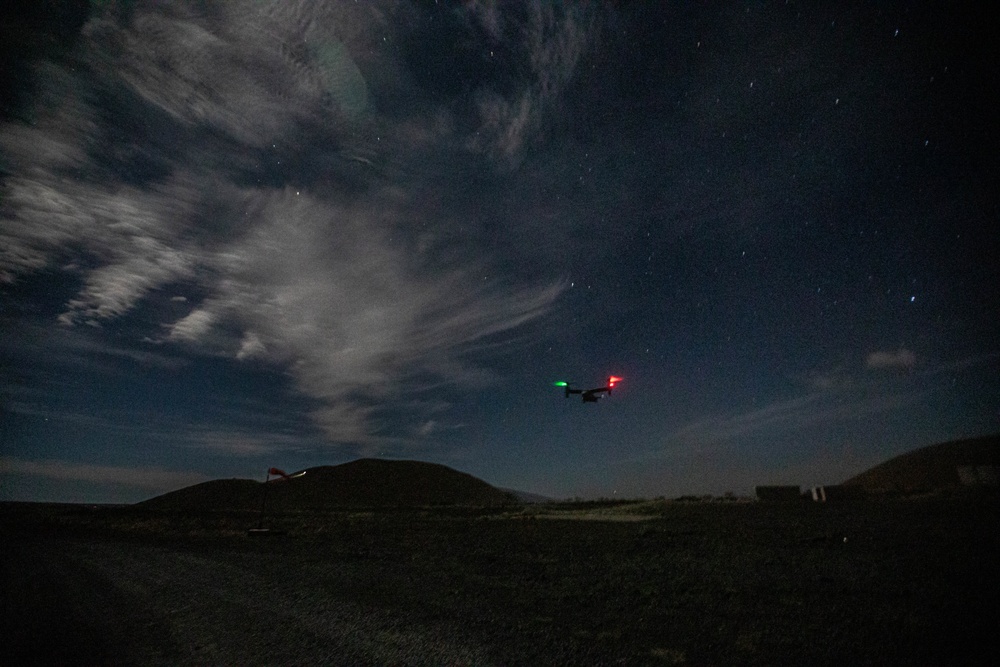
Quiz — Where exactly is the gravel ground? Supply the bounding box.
[4,495,998,665]
[5,537,495,666]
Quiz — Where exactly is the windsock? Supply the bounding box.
[267,467,305,481]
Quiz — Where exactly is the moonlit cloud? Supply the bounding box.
[0,0,569,450]
[467,3,596,164]
[179,429,305,457]
[416,420,437,437]
[0,458,211,490]
[866,348,917,370]
[2,2,995,504]
[660,389,923,453]
[168,308,216,343]
[236,332,267,361]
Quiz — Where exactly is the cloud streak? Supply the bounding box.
[467,3,596,165]
[0,1,578,450]
[0,458,211,491]
[866,348,917,370]
[657,387,926,457]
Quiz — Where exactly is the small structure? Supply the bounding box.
[755,485,802,501]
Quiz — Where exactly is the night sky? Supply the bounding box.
[2,1,997,503]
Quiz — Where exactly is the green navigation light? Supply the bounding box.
[553,381,568,387]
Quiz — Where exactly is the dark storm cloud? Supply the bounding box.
[0,0,594,448]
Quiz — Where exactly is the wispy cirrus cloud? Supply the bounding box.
[0,390,312,456]
[661,390,923,454]
[651,343,981,460]
[657,349,931,457]
[0,1,577,450]
[466,3,598,165]
[0,458,211,490]
[177,429,309,457]
[866,348,917,370]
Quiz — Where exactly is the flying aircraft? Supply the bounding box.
[553,376,622,403]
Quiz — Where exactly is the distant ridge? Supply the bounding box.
[842,434,1000,492]
[138,459,516,511]
[139,478,262,512]
[501,488,552,504]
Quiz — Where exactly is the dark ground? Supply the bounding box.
[3,493,998,665]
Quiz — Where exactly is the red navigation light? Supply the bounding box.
[608,376,622,387]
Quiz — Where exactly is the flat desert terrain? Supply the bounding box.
[3,494,997,665]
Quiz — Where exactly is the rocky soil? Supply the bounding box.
[4,494,998,665]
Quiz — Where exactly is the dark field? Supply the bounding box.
[3,494,998,666]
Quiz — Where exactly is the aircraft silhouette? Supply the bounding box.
[553,376,622,403]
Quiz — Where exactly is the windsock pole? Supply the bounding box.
[256,468,271,530]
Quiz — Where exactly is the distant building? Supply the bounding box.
[755,485,802,501]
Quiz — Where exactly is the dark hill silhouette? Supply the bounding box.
[138,459,516,511]
[842,434,1000,492]
[139,478,262,512]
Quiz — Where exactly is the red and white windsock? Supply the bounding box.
[267,467,305,481]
